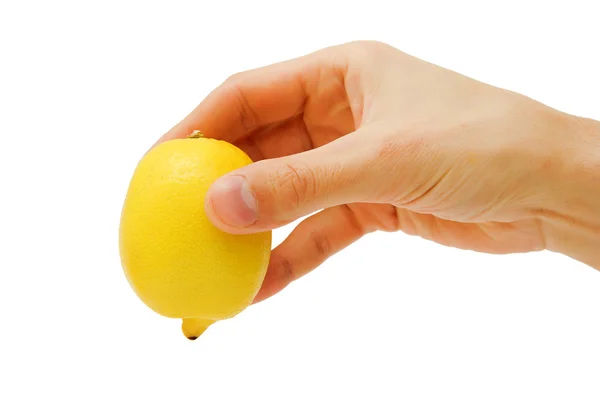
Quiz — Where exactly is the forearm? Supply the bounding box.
[537,112,600,269]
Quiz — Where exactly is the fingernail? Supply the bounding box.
[208,175,258,227]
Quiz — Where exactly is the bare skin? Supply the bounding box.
[157,40,600,302]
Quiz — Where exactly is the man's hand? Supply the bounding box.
[157,40,600,302]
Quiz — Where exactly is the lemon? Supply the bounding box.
[119,132,271,340]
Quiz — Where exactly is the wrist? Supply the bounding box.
[535,111,600,269]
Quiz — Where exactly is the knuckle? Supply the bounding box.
[347,39,387,53]
[268,162,317,211]
[221,72,258,132]
[309,230,332,259]
[223,72,243,86]
[375,204,402,232]
[272,253,296,284]
[345,40,396,64]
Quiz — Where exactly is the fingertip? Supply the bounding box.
[205,175,258,230]
[203,192,234,233]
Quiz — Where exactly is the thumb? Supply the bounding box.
[205,129,388,234]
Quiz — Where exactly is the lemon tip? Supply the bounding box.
[181,317,214,340]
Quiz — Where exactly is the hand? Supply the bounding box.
[157,41,600,302]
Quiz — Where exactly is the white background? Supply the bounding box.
[1,1,600,399]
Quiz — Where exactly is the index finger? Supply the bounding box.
[155,45,348,146]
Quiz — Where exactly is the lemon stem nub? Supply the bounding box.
[182,318,214,340]
[188,130,204,139]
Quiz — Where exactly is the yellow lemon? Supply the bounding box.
[119,132,271,340]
